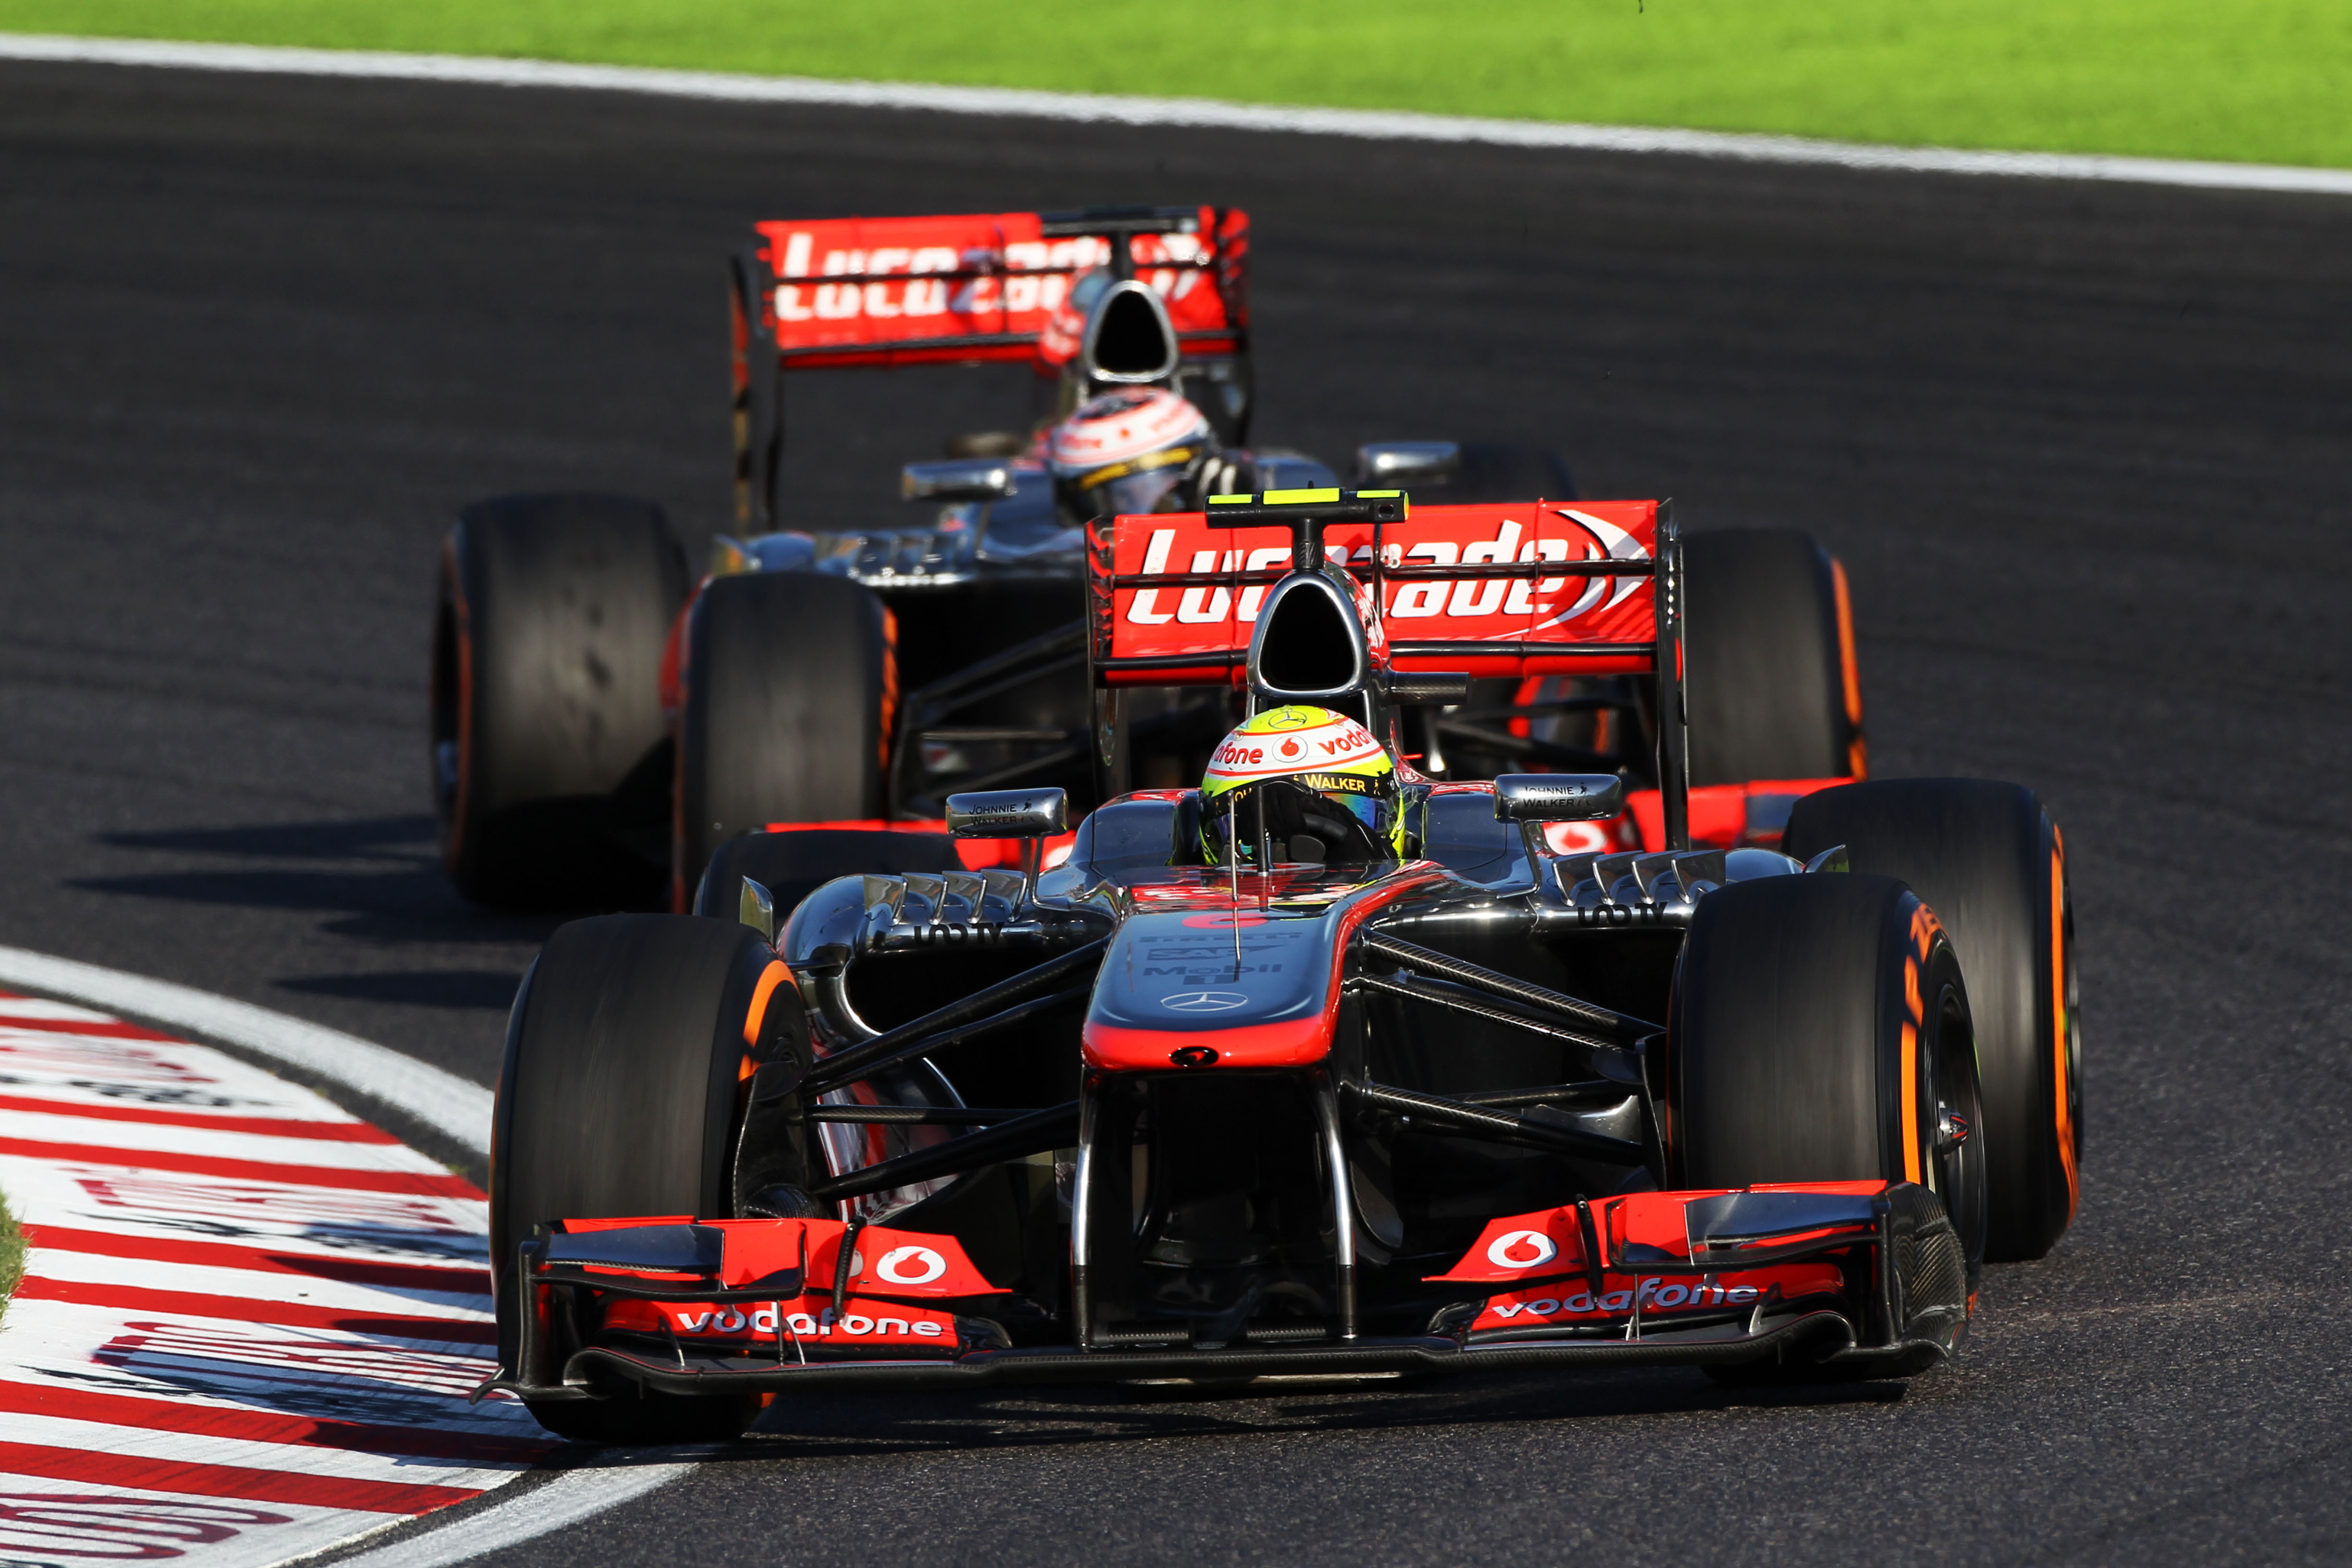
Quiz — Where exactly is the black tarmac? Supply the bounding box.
[2,59,2349,1567]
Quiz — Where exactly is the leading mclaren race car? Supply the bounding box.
[479,489,2081,1442]
[431,204,1866,913]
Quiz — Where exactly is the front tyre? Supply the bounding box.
[1671,874,1984,1383]
[1673,871,1985,1246]
[490,914,797,1442]
[1785,779,2080,1261]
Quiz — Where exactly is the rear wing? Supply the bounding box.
[737,206,1247,370]
[1088,499,1664,683]
[1085,492,1693,848]
[731,205,1248,525]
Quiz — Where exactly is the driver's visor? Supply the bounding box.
[1073,444,1199,518]
[1205,783,1391,861]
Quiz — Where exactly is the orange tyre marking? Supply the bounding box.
[878,605,900,779]
[743,960,795,1050]
[2051,826,2080,1213]
[1900,952,1923,1186]
[1831,558,1867,778]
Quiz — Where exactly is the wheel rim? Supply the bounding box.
[1923,980,1988,1263]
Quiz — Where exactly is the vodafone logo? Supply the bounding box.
[1280,738,1302,759]
[873,1246,948,1286]
[1487,1229,1558,1270]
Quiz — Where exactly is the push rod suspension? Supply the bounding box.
[801,983,1093,1097]
[805,1101,1080,1202]
[1348,972,1637,1074]
[1345,1080,1643,1165]
[1357,931,1660,1043]
[799,1105,1051,1126]
[799,938,1108,1096]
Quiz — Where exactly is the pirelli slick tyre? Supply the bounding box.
[676,572,893,906]
[491,914,796,1443]
[1671,873,1986,1385]
[1671,874,1984,1237]
[432,494,686,908]
[1681,530,1866,787]
[1784,779,2080,1262]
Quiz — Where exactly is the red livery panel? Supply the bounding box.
[746,208,1248,370]
[1092,501,1660,684]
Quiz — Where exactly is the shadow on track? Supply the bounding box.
[74,814,576,947]
[666,1367,1928,1464]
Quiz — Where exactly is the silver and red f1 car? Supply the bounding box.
[431,205,1865,915]
[480,489,2081,1443]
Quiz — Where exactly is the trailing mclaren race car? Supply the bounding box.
[480,491,2079,1442]
[431,204,1865,911]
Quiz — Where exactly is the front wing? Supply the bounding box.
[478,1182,1969,1405]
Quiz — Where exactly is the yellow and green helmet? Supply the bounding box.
[1200,705,1406,866]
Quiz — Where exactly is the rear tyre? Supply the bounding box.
[1681,530,1865,787]
[1671,874,1985,1380]
[1362,441,1577,505]
[693,828,963,924]
[491,914,787,1443]
[433,494,686,908]
[1784,779,2080,1261]
[676,573,893,905]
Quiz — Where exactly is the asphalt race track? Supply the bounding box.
[3,59,2350,1567]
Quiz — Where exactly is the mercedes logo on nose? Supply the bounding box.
[1160,991,1248,1012]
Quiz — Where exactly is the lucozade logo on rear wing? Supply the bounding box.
[1091,501,1659,682]
[747,208,1248,368]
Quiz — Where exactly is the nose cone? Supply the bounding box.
[1080,907,1337,1070]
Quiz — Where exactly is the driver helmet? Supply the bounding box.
[1047,388,1216,521]
[1200,705,1406,867]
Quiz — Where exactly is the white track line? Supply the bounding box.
[0,948,702,1568]
[324,1460,698,1568]
[3,31,2349,199]
[0,946,491,1154]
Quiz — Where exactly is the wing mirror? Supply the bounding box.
[945,787,1068,839]
[1355,441,1461,485]
[902,459,1018,502]
[1494,774,1626,823]
[1494,773,1626,864]
[738,876,777,945]
[945,788,1069,903]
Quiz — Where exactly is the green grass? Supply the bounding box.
[4,0,2349,170]
[0,1192,21,1324]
